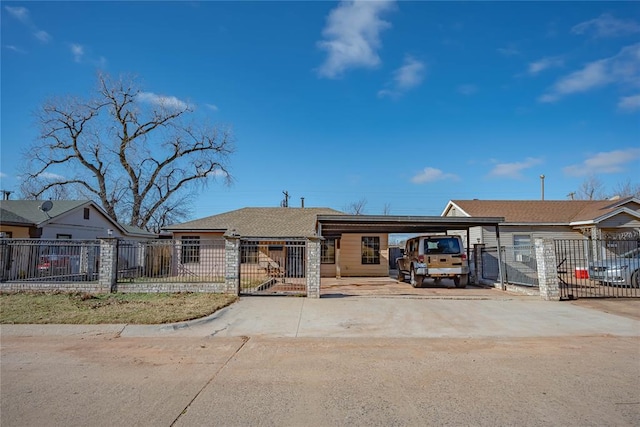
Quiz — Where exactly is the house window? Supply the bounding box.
[56,234,72,239]
[241,241,259,264]
[0,231,12,238]
[361,236,380,265]
[180,236,200,264]
[321,238,335,264]
[513,234,532,262]
[84,208,90,220]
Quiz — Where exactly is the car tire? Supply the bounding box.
[410,267,423,288]
[454,274,468,288]
[396,261,405,282]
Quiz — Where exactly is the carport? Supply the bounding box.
[311,214,505,297]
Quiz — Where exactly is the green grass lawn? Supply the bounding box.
[0,291,238,324]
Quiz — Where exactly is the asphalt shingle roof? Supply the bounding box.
[0,200,89,225]
[165,207,344,237]
[449,198,638,224]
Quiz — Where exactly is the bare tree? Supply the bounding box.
[20,73,234,231]
[610,179,640,199]
[344,198,367,215]
[382,203,392,215]
[574,175,607,200]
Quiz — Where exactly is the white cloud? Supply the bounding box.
[539,43,640,103]
[38,172,65,180]
[0,172,7,179]
[528,56,563,75]
[572,13,640,38]
[205,104,219,112]
[70,44,84,62]
[564,148,640,177]
[5,45,27,54]
[4,6,51,44]
[378,55,425,98]
[618,94,640,112]
[34,30,51,43]
[317,0,395,78]
[497,44,520,56]
[4,6,29,23]
[138,92,189,110]
[411,167,458,184]
[457,84,477,95]
[394,56,425,90]
[488,157,543,179]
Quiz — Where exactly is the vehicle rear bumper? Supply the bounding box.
[415,266,468,276]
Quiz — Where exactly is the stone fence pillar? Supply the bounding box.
[99,238,118,292]
[535,238,560,301]
[224,233,241,296]
[306,236,322,298]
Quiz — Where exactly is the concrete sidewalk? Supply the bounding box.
[3,295,637,339]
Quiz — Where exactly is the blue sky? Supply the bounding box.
[1,1,639,220]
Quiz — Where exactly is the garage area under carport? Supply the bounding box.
[311,214,505,297]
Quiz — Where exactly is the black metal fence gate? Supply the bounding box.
[239,239,306,296]
[555,239,640,300]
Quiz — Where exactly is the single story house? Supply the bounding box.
[163,207,390,278]
[0,200,155,240]
[441,197,640,249]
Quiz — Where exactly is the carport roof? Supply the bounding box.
[316,215,504,237]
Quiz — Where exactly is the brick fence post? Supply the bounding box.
[535,238,560,301]
[224,232,241,296]
[306,236,322,298]
[99,238,118,293]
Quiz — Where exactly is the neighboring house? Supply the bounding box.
[163,207,390,278]
[441,197,640,249]
[0,200,156,240]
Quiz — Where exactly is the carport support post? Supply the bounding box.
[473,243,485,285]
[224,232,241,295]
[98,238,118,293]
[534,238,560,301]
[306,236,322,298]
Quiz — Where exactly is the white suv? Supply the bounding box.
[396,235,469,288]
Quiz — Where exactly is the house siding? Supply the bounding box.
[337,233,389,277]
[480,225,584,247]
[40,206,127,239]
[0,225,30,238]
[597,212,640,229]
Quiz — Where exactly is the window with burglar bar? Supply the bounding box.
[180,236,200,264]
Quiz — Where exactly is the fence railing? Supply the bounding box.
[1,239,100,282]
[116,239,226,283]
[555,239,639,299]
[239,239,306,295]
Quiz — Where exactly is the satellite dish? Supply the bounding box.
[40,200,53,213]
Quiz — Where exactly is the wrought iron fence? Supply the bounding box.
[555,239,639,299]
[0,239,100,282]
[239,239,306,295]
[116,239,226,283]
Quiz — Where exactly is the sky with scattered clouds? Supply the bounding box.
[1,1,639,219]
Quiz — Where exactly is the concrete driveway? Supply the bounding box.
[2,293,639,426]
